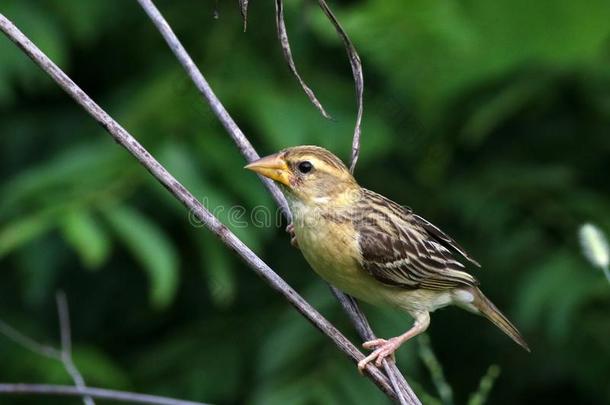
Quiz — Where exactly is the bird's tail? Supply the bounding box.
[472,288,530,352]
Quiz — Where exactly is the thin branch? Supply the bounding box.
[316,0,364,173]
[0,12,398,400]
[0,295,96,405]
[275,0,332,119]
[0,297,215,405]
[0,319,61,359]
[133,2,417,403]
[56,291,95,405]
[57,292,73,355]
[329,287,408,404]
[329,288,419,405]
[0,384,210,405]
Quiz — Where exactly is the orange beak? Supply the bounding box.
[244,153,291,187]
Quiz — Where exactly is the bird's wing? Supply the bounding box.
[412,214,481,268]
[355,189,479,291]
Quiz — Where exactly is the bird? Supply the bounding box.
[245,145,529,371]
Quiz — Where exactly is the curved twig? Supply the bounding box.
[275,0,332,119]
[0,384,209,405]
[316,0,363,173]
[0,12,397,400]
[0,320,61,360]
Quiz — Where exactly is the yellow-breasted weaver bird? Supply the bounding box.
[246,145,530,371]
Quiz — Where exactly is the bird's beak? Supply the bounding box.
[244,153,291,187]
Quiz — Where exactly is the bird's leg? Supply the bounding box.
[358,312,430,372]
[286,223,299,249]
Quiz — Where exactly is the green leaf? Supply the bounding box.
[102,204,179,309]
[0,209,57,259]
[59,208,111,270]
[0,141,123,216]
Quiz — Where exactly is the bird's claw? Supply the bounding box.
[357,338,399,374]
[286,223,299,249]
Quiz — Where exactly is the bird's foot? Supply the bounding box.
[358,338,400,373]
[286,223,299,249]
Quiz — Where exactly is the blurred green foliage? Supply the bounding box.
[1,0,610,404]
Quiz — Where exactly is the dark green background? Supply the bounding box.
[1,1,609,404]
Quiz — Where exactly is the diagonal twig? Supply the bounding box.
[0,12,398,400]
[275,0,332,119]
[0,384,210,405]
[0,319,61,360]
[133,2,417,404]
[330,289,418,405]
[133,0,291,221]
[135,0,291,218]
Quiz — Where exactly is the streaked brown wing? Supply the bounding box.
[412,214,481,268]
[356,189,479,291]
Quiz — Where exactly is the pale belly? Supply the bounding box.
[294,217,457,315]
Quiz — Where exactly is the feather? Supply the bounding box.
[356,189,479,291]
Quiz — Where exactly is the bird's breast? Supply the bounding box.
[295,214,360,277]
[292,211,389,306]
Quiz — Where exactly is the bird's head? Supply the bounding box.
[245,145,358,206]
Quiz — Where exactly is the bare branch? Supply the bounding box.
[0,294,95,405]
[330,288,419,405]
[0,319,61,359]
[0,384,210,405]
[56,291,95,405]
[316,0,364,173]
[275,0,332,119]
[0,12,398,400]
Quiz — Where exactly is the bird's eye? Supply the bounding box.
[297,161,313,174]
